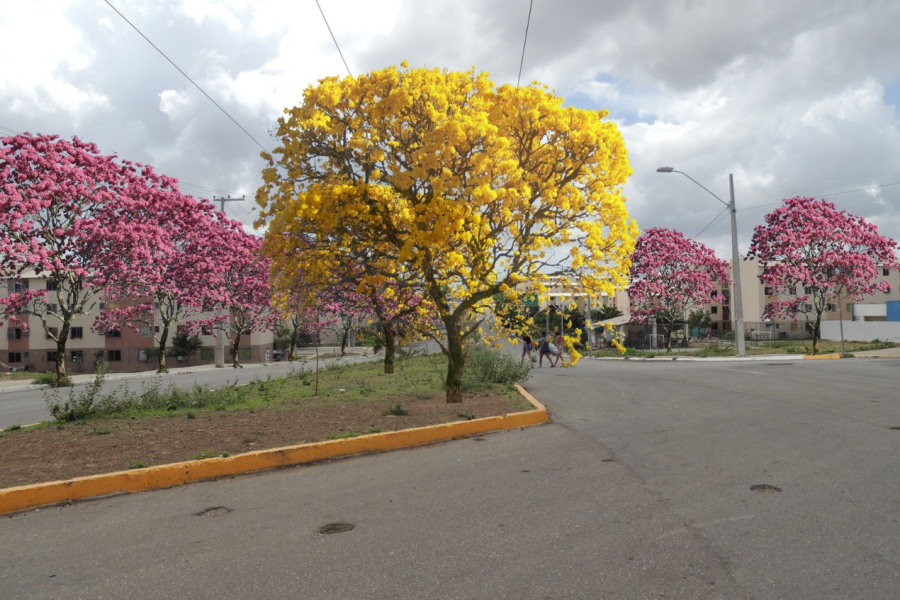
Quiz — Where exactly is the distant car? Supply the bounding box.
[272,349,284,361]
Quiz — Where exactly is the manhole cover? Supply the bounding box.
[319,522,355,534]
[193,506,232,516]
[750,484,782,494]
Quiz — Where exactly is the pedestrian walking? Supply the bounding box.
[521,334,535,367]
[539,332,557,368]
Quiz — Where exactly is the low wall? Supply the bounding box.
[820,321,900,342]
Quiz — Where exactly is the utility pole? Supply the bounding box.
[210,195,244,367]
[212,195,244,216]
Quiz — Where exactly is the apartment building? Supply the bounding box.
[2,272,274,374]
[677,257,900,339]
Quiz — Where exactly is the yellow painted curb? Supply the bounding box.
[802,353,842,360]
[0,384,548,516]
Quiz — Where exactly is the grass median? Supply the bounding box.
[0,351,534,489]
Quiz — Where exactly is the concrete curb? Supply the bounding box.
[0,384,548,516]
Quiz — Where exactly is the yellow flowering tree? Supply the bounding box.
[256,64,637,403]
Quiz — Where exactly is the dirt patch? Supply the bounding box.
[0,390,526,489]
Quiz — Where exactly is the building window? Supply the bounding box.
[46,280,58,291]
[238,348,252,360]
[107,350,122,362]
[7,328,23,340]
[764,287,773,296]
[138,349,150,362]
[710,306,718,314]
[46,327,59,340]
[105,329,121,338]
[201,324,213,336]
[200,348,214,361]
[71,327,83,339]
[71,350,84,363]
[8,352,22,363]
[139,326,152,337]
[883,268,890,276]
[9,279,29,293]
[827,303,836,312]
[47,352,58,363]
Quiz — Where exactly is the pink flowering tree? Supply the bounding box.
[275,286,338,362]
[628,228,731,352]
[98,201,241,373]
[194,231,279,368]
[747,197,898,354]
[365,283,437,374]
[0,133,179,385]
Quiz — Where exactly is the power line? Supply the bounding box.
[103,0,269,154]
[692,207,730,239]
[517,0,535,87]
[315,0,352,77]
[740,181,900,213]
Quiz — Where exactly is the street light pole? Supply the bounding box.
[657,167,746,357]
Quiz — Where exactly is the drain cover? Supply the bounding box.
[319,522,355,534]
[750,484,782,494]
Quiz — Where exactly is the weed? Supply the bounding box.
[89,428,111,435]
[193,450,229,460]
[462,346,530,393]
[186,411,196,419]
[326,431,361,440]
[5,424,22,431]
[127,458,149,469]
[45,359,108,421]
[381,403,409,416]
[457,413,476,420]
[31,372,60,387]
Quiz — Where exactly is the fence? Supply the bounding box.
[609,320,817,351]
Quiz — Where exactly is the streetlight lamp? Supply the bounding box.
[657,166,746,357]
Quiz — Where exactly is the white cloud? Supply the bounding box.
[1,0,898,256]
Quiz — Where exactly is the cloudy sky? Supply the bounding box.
[2,0,899,258]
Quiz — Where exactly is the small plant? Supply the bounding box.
[327,431,361,440]
[45,359,108,421]
[381,403,409,416]
[193,450,217,460]
[5,424,22,431]
[32,372,60,387]
[186,411,196,419]
[127,458,149,469]
[462,346,530,393]
[89,428,111,435]
[457,413,476,421]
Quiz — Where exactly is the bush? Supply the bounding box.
[462,346,530,393]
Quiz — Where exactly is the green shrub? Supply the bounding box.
[462,346,530,393]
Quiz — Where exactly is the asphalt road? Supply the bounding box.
[2,356,899,599]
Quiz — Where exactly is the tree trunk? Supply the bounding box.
[812,313,821,355]
[231,332,243,368]
[444,322,465,403]
[157,326,169,373]
[381,321,396,374]
[54,330,70,387]
[340,329,349,356]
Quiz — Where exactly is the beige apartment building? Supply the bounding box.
[524,259,900,343]
[2,272,275,374]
